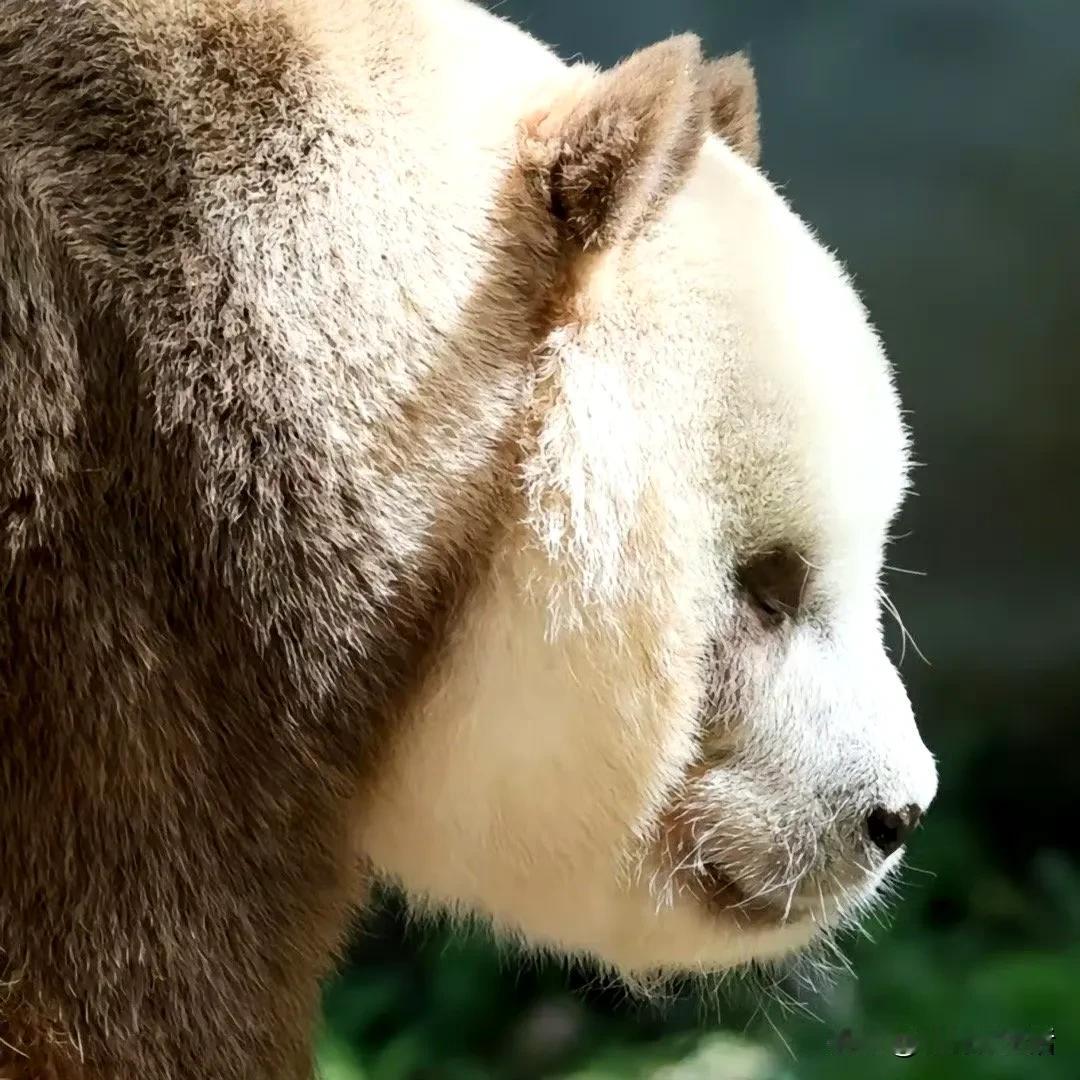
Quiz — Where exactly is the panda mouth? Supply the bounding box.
[697,863,799,928]
[694,856,873,931]
[695,854,891,937]
[655,794,812,929]
[655,774,880,933]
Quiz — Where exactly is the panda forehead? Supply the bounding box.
[734,259,908,558]
[665,138,911,559]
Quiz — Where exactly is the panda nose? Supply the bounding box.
[865,803,922,857]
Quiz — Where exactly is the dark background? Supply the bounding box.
[320,2,1080,1076]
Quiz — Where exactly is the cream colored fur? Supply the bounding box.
[348,2,937,974]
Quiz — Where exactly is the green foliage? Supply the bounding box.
[317,804,1076,1079]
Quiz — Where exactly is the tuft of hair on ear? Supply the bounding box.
[522,34,711,252]
[702,51,761,165]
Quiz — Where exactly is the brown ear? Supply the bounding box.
[523,35,709,251]
[703,52,761,165]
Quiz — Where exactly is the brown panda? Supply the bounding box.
[0,1,936,1076]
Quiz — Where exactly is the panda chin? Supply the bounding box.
[676,845,900,943]
[601,897,821,978]
[696,863,803,927]
[602,836,903,976]
[379,852,828,980]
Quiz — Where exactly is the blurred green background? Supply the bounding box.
[319,2,1080,1076]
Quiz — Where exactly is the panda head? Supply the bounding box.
[355,33,937,977]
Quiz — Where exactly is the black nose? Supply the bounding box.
[866,803,923,857]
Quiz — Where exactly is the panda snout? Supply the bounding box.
[658,754,937,930]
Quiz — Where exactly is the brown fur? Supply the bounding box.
[520,36,767,326]
[704,52,761,165]
[0,3,763,1077]
[520,39,761,274]
[0,3,544,1077]
[521,35,710,252]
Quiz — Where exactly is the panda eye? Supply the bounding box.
[736,547,810,625]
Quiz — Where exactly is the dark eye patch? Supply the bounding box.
[736,546,811,625]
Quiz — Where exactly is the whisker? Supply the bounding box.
[879,588,931,667]
[760,997,798,1061]
[902,863,938,878]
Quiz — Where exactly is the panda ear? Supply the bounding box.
[703,52,761,165]
[522,35,709,251]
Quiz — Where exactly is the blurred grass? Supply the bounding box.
[317,800,1076,1079]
